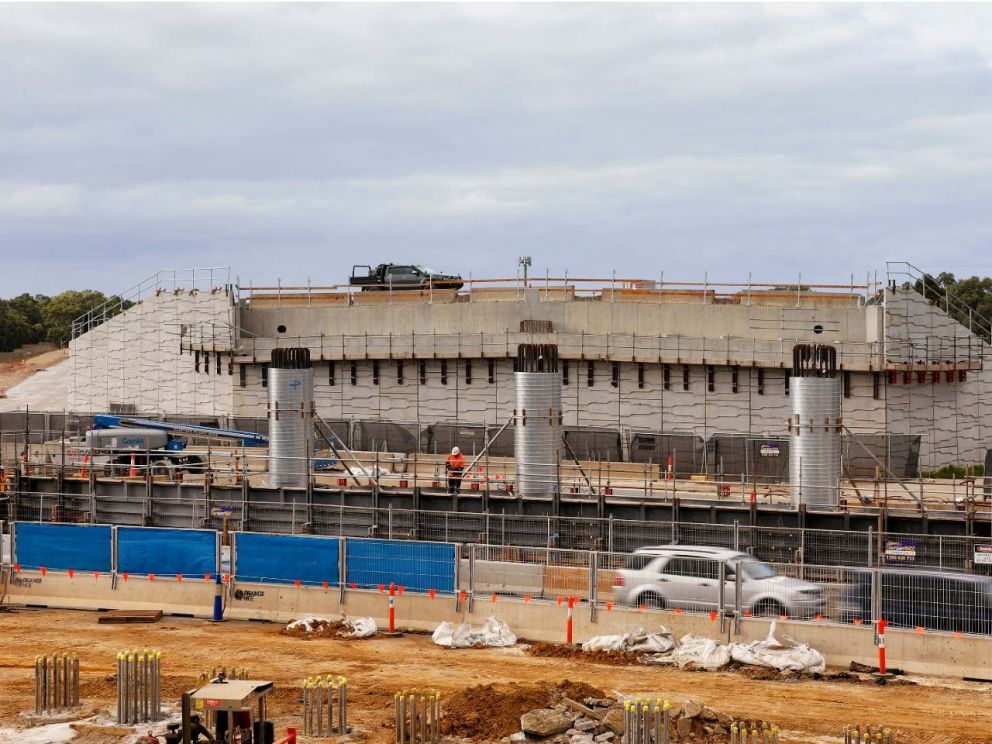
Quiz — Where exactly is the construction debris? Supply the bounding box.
[432,616,517,648]
[283,615,377,639]
[729,624,825,673]
[507,695,749,744]
[440,681,604,741]
[626,623,825,674]
[580,628,675,655]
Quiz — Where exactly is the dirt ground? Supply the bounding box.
[0,609,990,744]
[0,349,67,391]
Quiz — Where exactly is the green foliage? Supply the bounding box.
[921,464,985,480]
[912,272,992,341]
[0,290,130,352]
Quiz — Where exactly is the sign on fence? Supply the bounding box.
[975,545,992,566]
[884,539,916,563]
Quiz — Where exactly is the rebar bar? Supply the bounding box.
[116,649,160,724]
[394,689,439,744]
[303,675,349,737]
[34,652,81,715]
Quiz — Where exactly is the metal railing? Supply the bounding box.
[240,273,879,306]
[69,267,231,340]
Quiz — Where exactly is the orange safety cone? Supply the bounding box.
[129,453,138,478]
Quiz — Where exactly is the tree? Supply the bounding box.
[913,272,992,341]
[8,293,48,344]
[39,290,117,345]
[0,299,33,352]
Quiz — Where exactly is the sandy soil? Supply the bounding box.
[0,609,989,744]
[0,350,70,412]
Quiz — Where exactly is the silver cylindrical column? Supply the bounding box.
[789,344,842,507]
[514,344,562,499]
[268,347,314,488]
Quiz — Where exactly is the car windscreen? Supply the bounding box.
[416,266,439,275]
[741,560,776,580]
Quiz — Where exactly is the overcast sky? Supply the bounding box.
[1,2,991,296]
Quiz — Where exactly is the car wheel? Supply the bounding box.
[752,599,786,617]
[640,592,667,609]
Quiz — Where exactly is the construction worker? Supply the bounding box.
[189,715,215,744]
[446,446,465,495]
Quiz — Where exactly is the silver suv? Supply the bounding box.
[613,545,826,619]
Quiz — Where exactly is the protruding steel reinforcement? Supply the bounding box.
[621,698,671,744]
[844,724,897,744]
[792,343,837,378]
[303,675,348,737]
[116,649,160,724]
[34,652,80,715]
[516,343,559,373]
[727,720,781,744]
[394,689,440,744]
[198,667,250,686]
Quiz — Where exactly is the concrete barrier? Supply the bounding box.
[5,568,216,617]
[6,567,990,680]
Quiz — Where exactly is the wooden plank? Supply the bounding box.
[97,610,163,624]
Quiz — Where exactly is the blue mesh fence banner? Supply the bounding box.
[14,523,112,572]
[116,527,217,577]
[234,533,340,586]
[345,539,455,594]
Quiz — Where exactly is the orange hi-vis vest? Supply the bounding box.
[446,453,465,471]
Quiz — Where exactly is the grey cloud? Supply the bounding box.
[1,3,991,295]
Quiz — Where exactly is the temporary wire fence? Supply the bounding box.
[6,519,991,639]
[7,492,992,577]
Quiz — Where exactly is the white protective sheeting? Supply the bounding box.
[285,615,378,638]
[432,616,517,648]
[672,635,732,670]
[729,622,826,673]
[345,616,379,638]
[582,627,676,654]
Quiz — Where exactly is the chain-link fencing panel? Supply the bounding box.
[706,435,789,481]
[877,567,992,636]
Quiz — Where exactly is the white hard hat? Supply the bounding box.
[452,447,460,456]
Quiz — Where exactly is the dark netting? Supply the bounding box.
[706,435,789,481]
[231,416,269,436]
[315,418,351,450]
[844,435,921,479]
[628,432,705,474]
[353,421,420,453]
[422,423,513,457]
[563,427,623,462]
[984,449,992,499]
